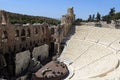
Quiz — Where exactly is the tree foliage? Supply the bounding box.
[102,8,120,23]
[102,15,111,23]
[96,12,101,22]
[8,12,60,25]
[88,15,92,22]
[109,7,115,16]
[75,18,83,23]
[92,14,95,21]
[87,13,101,22]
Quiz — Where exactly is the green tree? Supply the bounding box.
[75,18,82,22]
[109,7,115,16]
[88,15,92,22]
[92,14,95,22]
[109,7,115,20]
[96,12,101,22]
[102,7,120,23]
[8,11,60,25]
[114,12,120,20]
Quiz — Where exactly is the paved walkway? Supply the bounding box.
[58,25,120,80]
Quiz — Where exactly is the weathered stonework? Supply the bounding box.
[32,44,49,61]
[15,51,31,76]
[0,7,75,79]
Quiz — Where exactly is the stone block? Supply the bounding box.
[32,44,49,61]
[15,50,31,76]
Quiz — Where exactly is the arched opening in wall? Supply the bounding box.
[51,28,55,35]
[3,31,8,43]
[15,30,19,37]
[49,42,55,57]
[42,27,44,34]
[2,31,8,42]
[21,29,26,36]
[21,29,26,41]
[34,27,38,34]
[27,28,31,37]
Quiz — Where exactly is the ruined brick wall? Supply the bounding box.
[0,24,50,54]
[0,13,54,78]
[0,7,75,78]
[53,7,75,55]
[0,7,75,55]
[61,7,75,37]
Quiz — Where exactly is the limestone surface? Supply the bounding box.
[58,25,120,80]
[15,51,31,75]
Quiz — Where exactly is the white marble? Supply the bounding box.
[58,25,120,80]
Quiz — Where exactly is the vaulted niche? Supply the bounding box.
[35,27,38,34]
[21,29,26,36]
[2,31,8,39]
[15,30,19,37]
[21,29,26,41]
[27,28,31,37]
[2,31,8,42]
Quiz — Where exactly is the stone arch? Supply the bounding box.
[51,28,55,34]
[21,29,26,36]
[2,31,8,39]
[15,30,19,37]
[42,27,44,34]
[34,27,38,34]
[27,28,31,37]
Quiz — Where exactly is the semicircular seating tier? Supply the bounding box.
[58,25,120,80]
